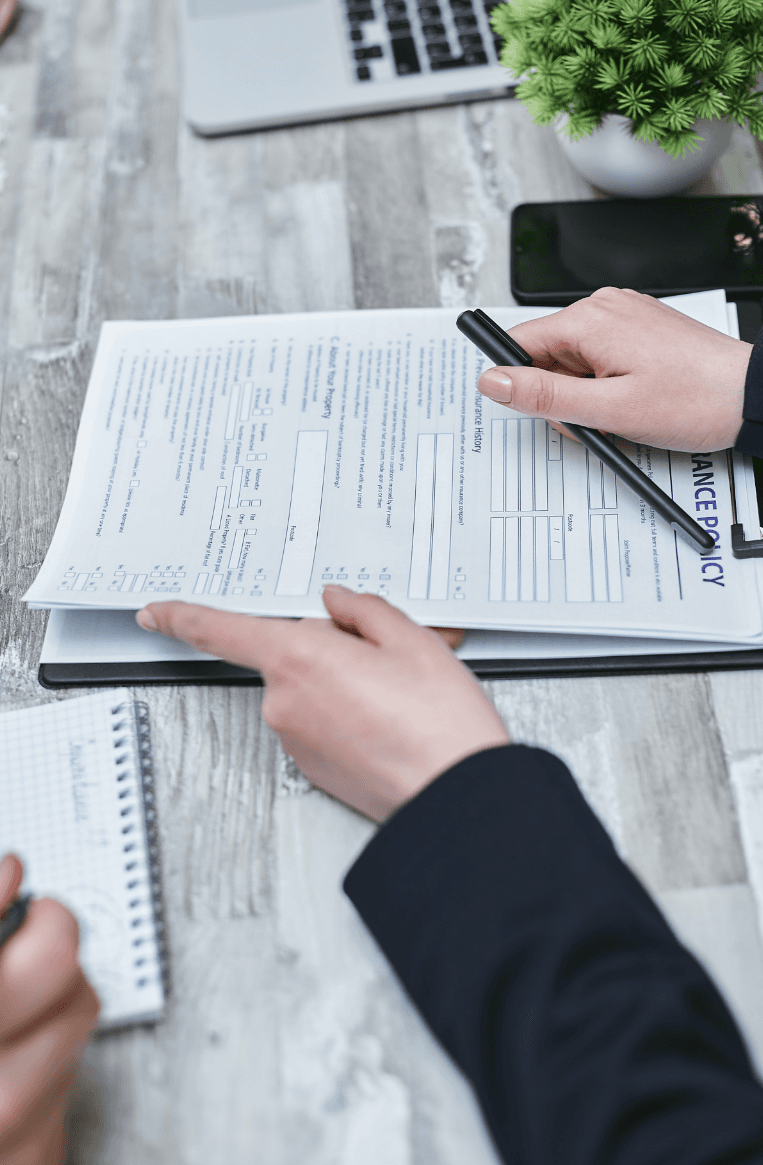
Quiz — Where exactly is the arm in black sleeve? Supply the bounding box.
[735,325,763,458]
[344,745,763,1165]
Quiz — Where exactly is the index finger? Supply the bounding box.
[137,601,310,673]
[0,854,23,915]
[506,306,595,375]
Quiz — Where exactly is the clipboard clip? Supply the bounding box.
[727,449,763,558]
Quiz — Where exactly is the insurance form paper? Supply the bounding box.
[24,300,763,643]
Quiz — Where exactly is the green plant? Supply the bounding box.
[491,0,763,156]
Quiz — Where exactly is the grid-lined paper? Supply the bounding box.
[0,690,164,1027]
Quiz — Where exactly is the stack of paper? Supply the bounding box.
[25,290,763,671]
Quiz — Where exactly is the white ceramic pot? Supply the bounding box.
[556,113,733,197]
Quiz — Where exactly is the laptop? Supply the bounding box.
[182,0,512,135]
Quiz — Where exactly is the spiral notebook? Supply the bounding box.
[0,691,167,1028]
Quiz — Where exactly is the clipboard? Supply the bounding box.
[36,646,763,689]
[36,296,763,690]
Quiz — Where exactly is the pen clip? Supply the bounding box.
[473,309,533,367]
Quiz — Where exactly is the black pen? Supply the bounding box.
[457,309,715,555]
[0,895,32,950]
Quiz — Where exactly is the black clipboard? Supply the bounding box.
[36,646,763,689]
[36,295,763,690]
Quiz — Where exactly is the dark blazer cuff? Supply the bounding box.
[343,744,674,1031]
[736,325,763,457]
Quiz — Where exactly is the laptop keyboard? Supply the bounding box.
[344,1,504,82]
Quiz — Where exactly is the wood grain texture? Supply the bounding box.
[1,2,763,1160]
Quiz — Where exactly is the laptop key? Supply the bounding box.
[356,65,372,79]
[387,17,412,31]
[422,21,446,36]
[430,55,470,69]
[354,44,384,58]
[390,35,421,73]
[350,27,364,39]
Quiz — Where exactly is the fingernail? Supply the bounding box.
[136,608,157,632]
[478,368,513,401]
[0,855,15,901]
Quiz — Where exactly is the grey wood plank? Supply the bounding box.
[0,3,43,66]
[656,883,763,1074]
[0,59,43,355]
[344,112,439,309]
[91,0,179,326]
[177,121,354,318]
[708,671,763,968]
[32,0,78,139]
[0,345,92,685]
[491,672,746,892]
[69,0,118,139]
[693,127,763,195]
[9,138,96,347]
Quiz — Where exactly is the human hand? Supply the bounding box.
[0,854,99,1165]
[478,287,752,452]
[137,587,509,821]
[0,0,16,39]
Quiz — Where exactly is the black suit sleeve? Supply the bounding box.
[735,325,763,458]
[344,745,763,1164]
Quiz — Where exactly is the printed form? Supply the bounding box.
[25,298,763,643]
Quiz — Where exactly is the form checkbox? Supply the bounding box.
[137,440,147,448]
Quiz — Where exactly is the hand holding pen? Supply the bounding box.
[0,855,99,1165]
[461,289,753,554]
[475,288,750,454]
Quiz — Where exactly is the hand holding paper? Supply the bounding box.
[479,287,752,452]
[137,587,509,822]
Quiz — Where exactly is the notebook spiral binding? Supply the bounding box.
[111,700,170,1000]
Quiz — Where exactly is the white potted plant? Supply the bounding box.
[492,0,763,196]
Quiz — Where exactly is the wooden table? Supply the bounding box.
[2,3,763,1161]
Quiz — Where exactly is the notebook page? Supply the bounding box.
[0,691,165,1027]
[24,294,763,643]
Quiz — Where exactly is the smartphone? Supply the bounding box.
[511,195,763,338]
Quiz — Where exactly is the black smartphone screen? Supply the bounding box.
[511,196,763,307]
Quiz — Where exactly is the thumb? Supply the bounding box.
[0,854,23,914]
[479,365,640,434]
[322,585,429,649]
